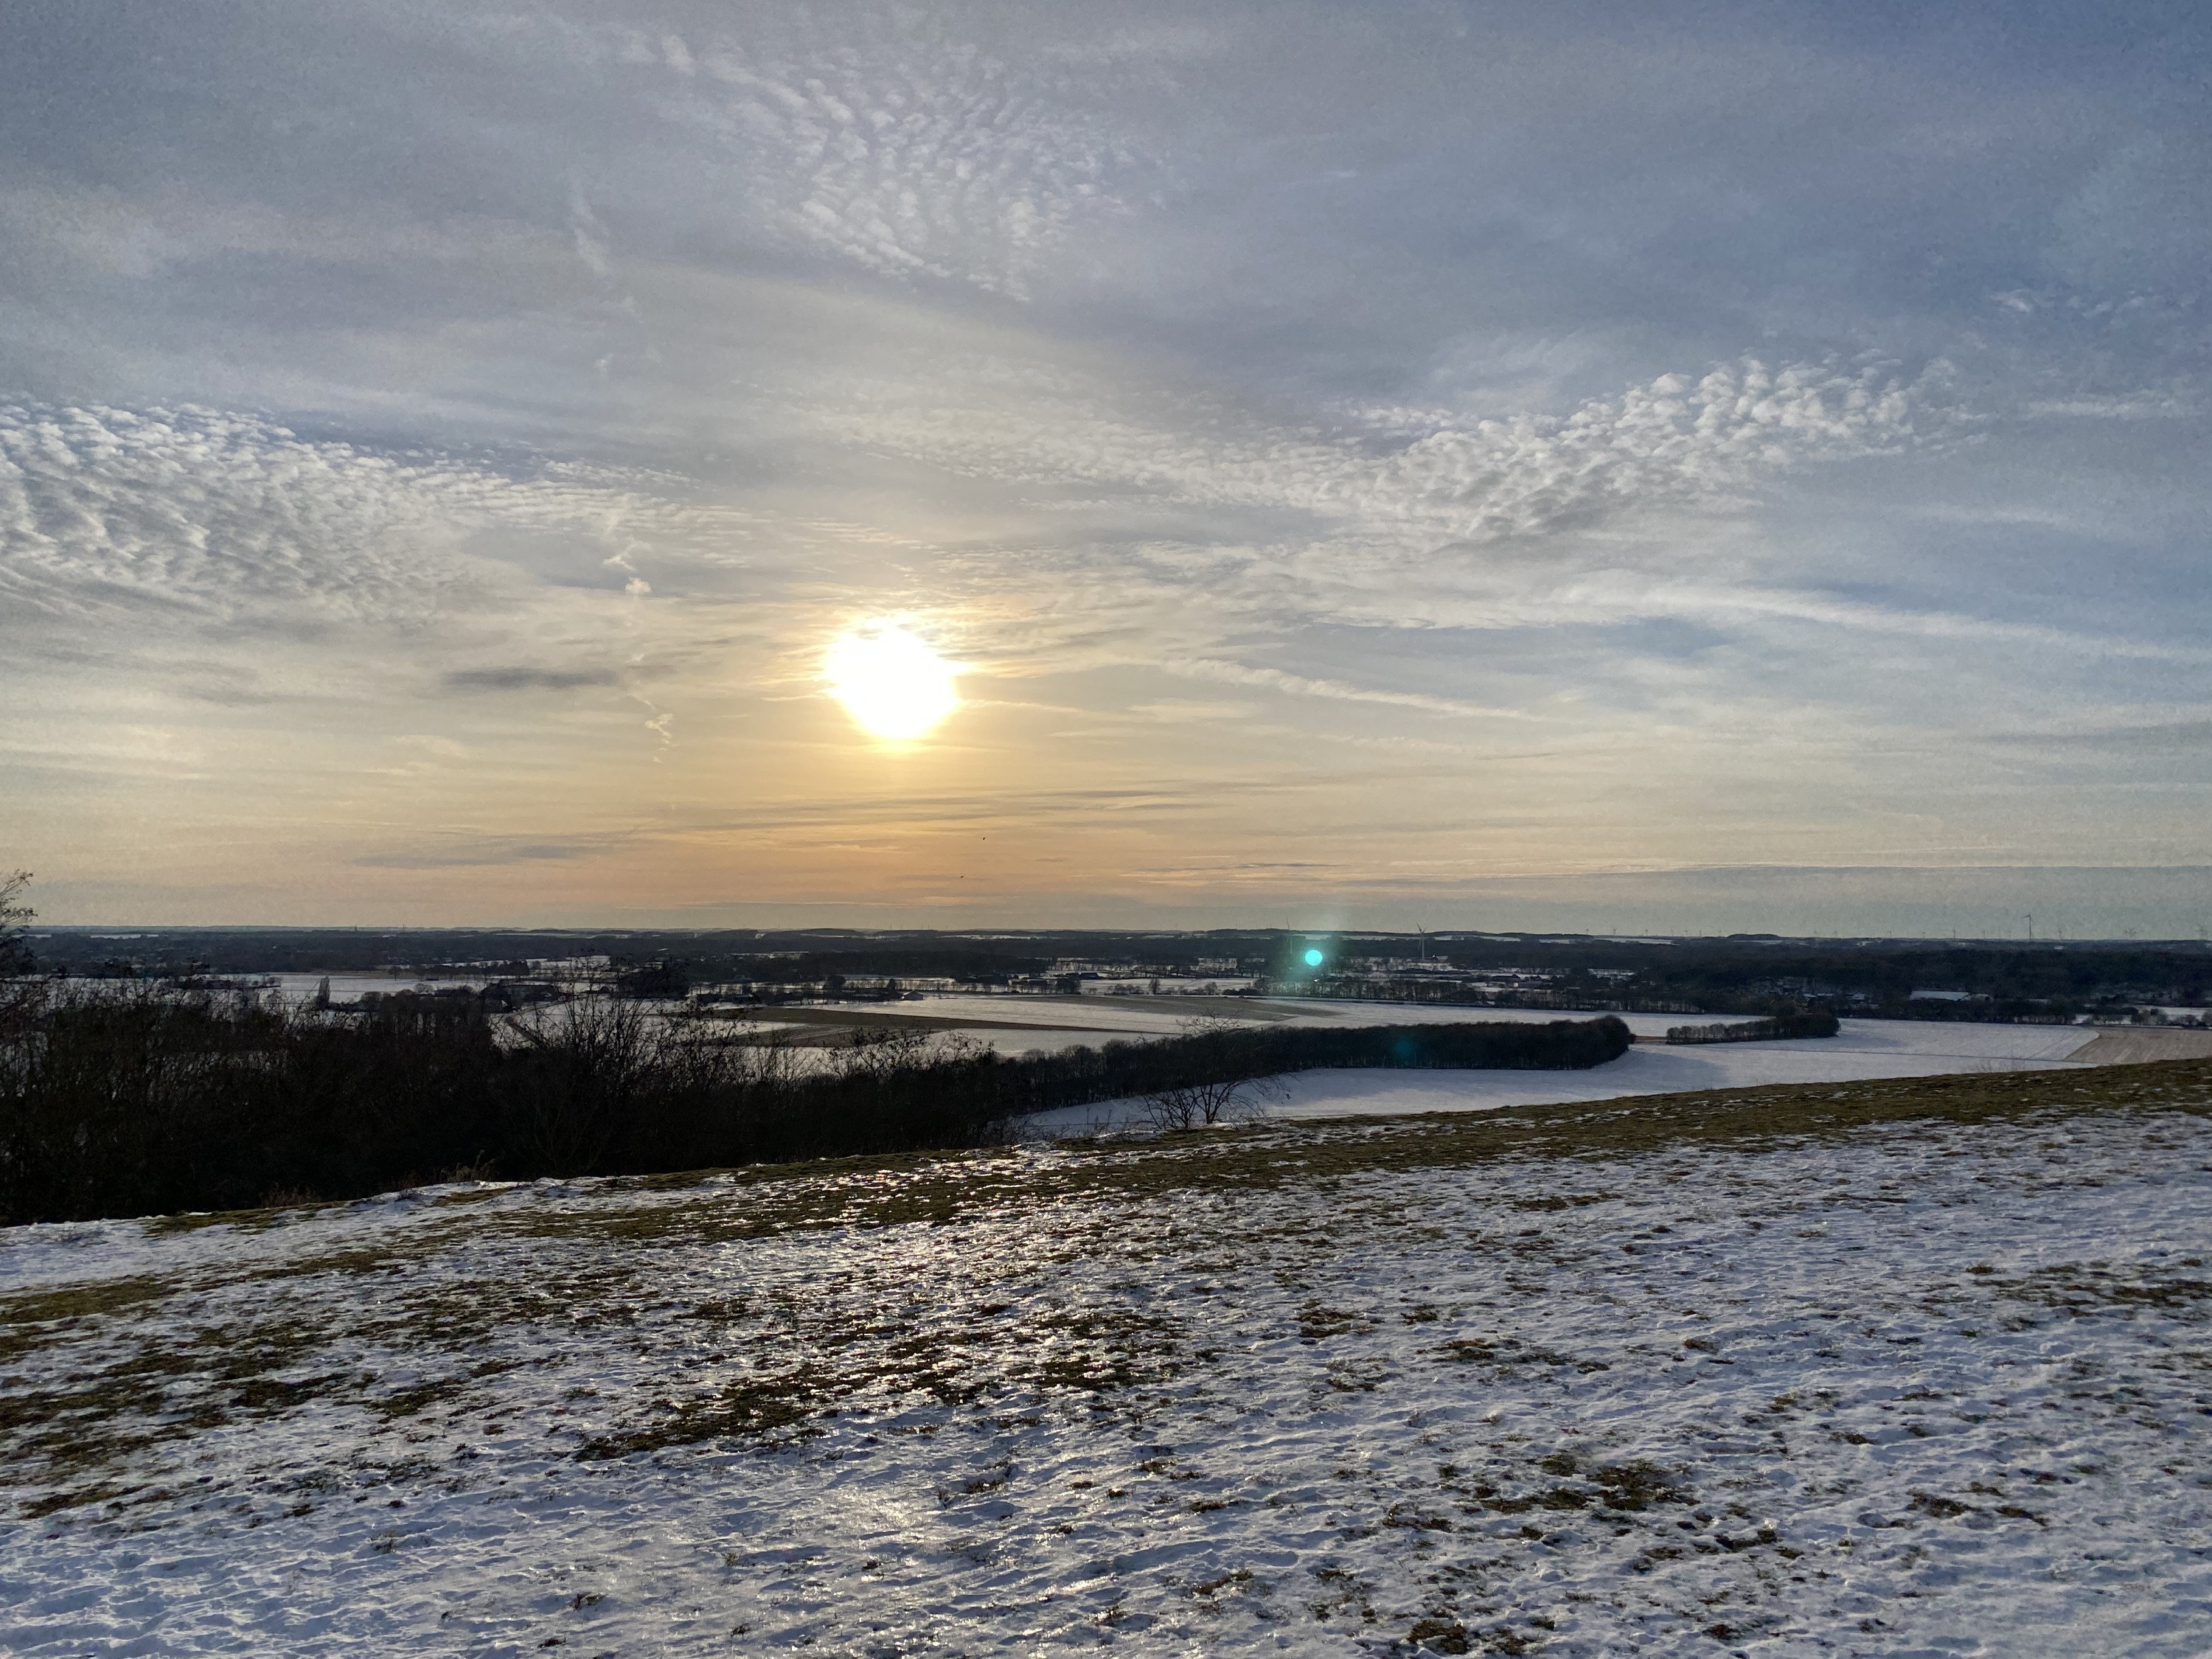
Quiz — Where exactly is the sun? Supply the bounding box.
[824,625,960,741]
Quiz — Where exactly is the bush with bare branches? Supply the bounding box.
[0,871,34,978]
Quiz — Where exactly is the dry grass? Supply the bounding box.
[449,1056,2212,1253]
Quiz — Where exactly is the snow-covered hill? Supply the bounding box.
[4,1063,2209,1655]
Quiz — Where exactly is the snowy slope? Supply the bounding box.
[3,1066,2209,1656]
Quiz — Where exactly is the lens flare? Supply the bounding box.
[1303,947,1325,967]
[825,625,960,741]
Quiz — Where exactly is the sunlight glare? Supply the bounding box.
[825,625,960,741]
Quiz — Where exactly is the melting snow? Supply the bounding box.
[3,1080,2209,1655]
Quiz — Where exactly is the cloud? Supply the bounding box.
[354,838,601,869]
[444,666,621,692]
[1172,658,1531,721]
[808,355,1938,561]
[553,11,1168,299]
[1,2,2206,926]
[0,402,758,631]
[2025,392,2198,420]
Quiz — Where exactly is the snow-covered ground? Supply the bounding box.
[4,1065,2209,1655]
[1023,1015,2102,1133]
[263,987,2127,1120]
[1262,1018,2096,1121]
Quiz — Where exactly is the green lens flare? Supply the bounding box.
[1303,947,1324,967]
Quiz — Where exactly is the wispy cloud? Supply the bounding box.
[1172,658,1534,721]
[444,666,622,693]
[355,838,602,869]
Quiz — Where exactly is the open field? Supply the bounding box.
[1012,1010,2141,1132]
[4,1060,2210,1655]
[2073,1029,2212,1065]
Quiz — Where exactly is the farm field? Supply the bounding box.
[260,986,2205,1118]
[4,1061,2209,1655]
[1250,1018,2123,1126]
[990,1006,2146,1131]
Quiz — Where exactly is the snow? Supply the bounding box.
[1263,1020,2096,1121]
[4,1072,2210,1656]
[1022,1017,2101,1133]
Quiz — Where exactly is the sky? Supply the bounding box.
[1,1,2208,937]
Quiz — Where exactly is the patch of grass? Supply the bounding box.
[1472,1453,1693,1518]
[1440,1336,1609,1374]
[1909,1491,1975,1519]
[0,1276,174,1363]
[23,1479,139,1518]
[1588,1458,1693,1512]
[2003,1265,2212,1316]
[428,1187,505,1208]
[255,1247,406,1281]
[1026,1305,1178,1392]
[1306,1563,1375,1624]
[578,1370,828,1458]
[0,1253,635,1511]
[574,1297,1178,1459]
[1408,1617,1471,1654]
[1188,1567,1256,1597]
[0,1338,209,1509]
[470,1060,2212,1256]
[371,1375,476,1420]
[229,1372,355,1413]
[142,1191,369,1236]
[1298,1301,1368,1340]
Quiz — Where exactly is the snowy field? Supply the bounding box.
[262,987,2144,1120]
[4,1062,2211,1655]
[1259,1019,2098,1124]
[1022,1014,2107,1133]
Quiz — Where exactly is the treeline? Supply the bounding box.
[1666,1009,1840,1044]
[21,925,1253,981]
[0,988,1627,1224]
[1433,941,2208,1017]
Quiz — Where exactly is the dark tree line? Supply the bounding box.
[0,987,1628,1224]
[1666,1009,1840,1044]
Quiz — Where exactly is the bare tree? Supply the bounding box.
[0,871,34,977]
[1138,1015,1284,1130]
[0,872,41,1053]
[1139,1075,1273,1131]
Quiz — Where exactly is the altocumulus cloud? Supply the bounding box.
[0,402,756,640]
[540,9,1172,299]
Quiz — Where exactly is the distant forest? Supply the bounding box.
[24,924,2210,1023]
